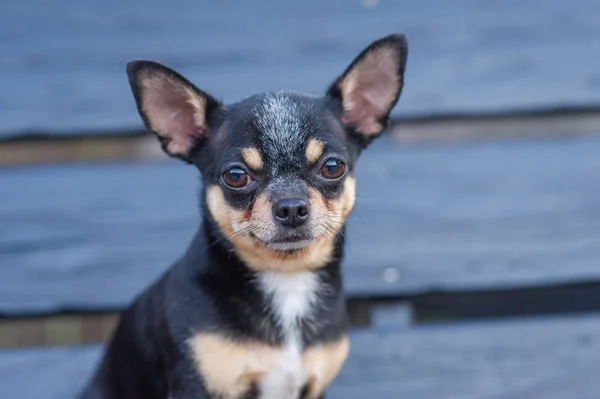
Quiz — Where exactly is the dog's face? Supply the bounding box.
[127,34,408,272]
[198,92,360,272]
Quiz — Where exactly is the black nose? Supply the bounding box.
[273,198,310,227]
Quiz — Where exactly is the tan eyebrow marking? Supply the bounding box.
[241,147,263,170]
[305,138,325,164]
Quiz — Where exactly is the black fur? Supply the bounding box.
[80,34,408,399]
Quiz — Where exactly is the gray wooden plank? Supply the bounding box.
[2,313,600,399]
[1,135,599,315]
[2,0,600,137]
[332,314,600,399]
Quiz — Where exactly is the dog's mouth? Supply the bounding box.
[250,231,314,252]
[266,239,313,252]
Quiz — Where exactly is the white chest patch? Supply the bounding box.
[257,271,320,399]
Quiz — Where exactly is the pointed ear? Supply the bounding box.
[327,34,408,143]
[126,60,221,162]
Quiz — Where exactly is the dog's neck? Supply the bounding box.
[182,215,347,346]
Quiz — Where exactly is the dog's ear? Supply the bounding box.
[327,34,408,145]
[126,60,221,162]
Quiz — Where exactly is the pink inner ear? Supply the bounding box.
[139,72,207,157]
[340,48,400,137]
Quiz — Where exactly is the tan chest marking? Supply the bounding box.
[302,335,350,398]
[189,333,349,399]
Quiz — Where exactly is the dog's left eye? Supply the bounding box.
[320,158,346,179]
[222,167,251,188]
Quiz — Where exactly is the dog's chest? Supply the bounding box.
[256,272,319,399]
[189,272,349,399]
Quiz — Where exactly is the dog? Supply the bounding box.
[80,33,408,399]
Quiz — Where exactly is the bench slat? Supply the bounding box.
[2,313,600,399]
[2,136,600,315]
[2,0,600,136]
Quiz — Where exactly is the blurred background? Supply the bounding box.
[1,0,600,398]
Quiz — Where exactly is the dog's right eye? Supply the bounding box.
[222,167,251,188]
[320,158,346,180]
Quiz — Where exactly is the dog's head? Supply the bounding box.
[127,34,408,272]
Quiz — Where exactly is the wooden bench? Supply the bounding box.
[2,134,600,397]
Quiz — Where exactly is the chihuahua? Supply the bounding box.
[80,34,408,399]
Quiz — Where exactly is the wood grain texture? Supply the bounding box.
[1,312,600,399]
[2,0,600,136]
[1,136,599,315]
